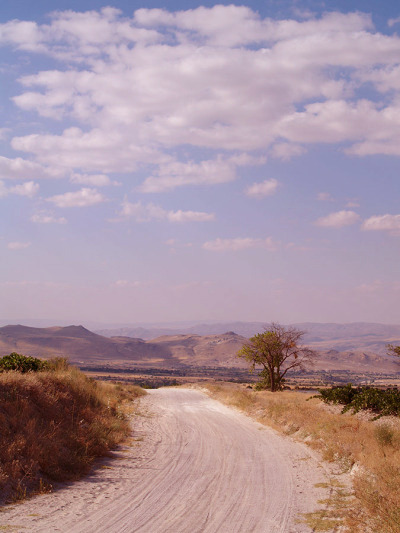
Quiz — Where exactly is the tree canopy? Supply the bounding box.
[237,323,316,392]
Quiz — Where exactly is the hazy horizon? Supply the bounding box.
[2,0,400,324]
[2,318,400,331]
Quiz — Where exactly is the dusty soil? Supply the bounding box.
[0,389,346,532]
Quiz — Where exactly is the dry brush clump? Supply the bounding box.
[201,382,400,533]
[0,357,145,504]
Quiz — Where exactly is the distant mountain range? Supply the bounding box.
[0,322,400,373]
[96,321,400,355]
[0,325,246,368]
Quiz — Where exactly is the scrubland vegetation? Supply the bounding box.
[201,382,400,533]
[315,384,400,418]
[0,355,145,504]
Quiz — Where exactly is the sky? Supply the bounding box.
[1,0,400,326]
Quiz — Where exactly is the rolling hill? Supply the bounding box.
[0,323,399,373]
[0,325,247,368]
[96,321,400,356]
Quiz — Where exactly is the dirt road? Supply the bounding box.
[1,388,338,532]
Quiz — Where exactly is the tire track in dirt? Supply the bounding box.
[1,388,337,532]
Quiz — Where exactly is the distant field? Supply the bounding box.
[81,364,400,389]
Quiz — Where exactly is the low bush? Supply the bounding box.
[314,385,400,418]
[0,352,49,373]
[0,359,145,504]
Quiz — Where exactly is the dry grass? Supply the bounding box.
[200,382,400,533]
[0,363,145,504]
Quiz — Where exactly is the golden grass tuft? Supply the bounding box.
[200,382,400,533]
[0,363,145,504]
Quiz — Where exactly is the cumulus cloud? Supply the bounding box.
[2,5,400,182]
[345,200,360,208]
[9,181,39,197]
[203,237,277,252]
[362,214,400,233]
[7,241,31,250]
[0,180,39,198]
[47,187,105,207]
[0,155,62,180]
[70,173,114,187]
[167,210,214,223]
[245,178,279,198]
[118,199,214,223]
[316,210,360,227]
[139,158,239,193]
[31,211,67,224]
[270,143,306,160]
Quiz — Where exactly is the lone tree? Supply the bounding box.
[237,323,316,392]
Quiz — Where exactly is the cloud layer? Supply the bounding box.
[316,210,360,228]
[2,6,400,190]
[119,199,214,223]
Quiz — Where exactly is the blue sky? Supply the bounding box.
[1,0,400,325]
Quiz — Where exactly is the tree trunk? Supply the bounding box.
[270,369,276,392]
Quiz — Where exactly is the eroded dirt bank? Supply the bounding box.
[1,388,342,532]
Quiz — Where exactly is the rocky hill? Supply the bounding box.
[0,325,247,368]
[0,324,399,373]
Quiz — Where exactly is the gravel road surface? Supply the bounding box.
[1,388,338,532]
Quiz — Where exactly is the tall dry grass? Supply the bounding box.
[0,362,145,504]
[201,382,400,533]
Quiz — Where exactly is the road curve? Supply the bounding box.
[1,388,333,533]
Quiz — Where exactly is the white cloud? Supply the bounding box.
[31,211,67,224]
[317,192,334,202]
[164,238,193,248]
[316,210,360,228]
[139,154,263,193]
[70,173,114,187]
[11,128,164,174]
[167,210,215,223]
[270,143,306,160]
[118,199,214,223]
[245,178,279,198]
[2,6,400,180]
[139,158,238,193]
[345,200,360,208]
[47,187,105,208]
[0,155,62,180]
[0,180,39,198]
[7,241,31,250]
[9,181,39,197]
[362,214,400,233]
[388,17,400,28]
[203,237,277,252]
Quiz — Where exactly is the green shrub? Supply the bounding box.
[314,385,400,419]
[0,352,49,373]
